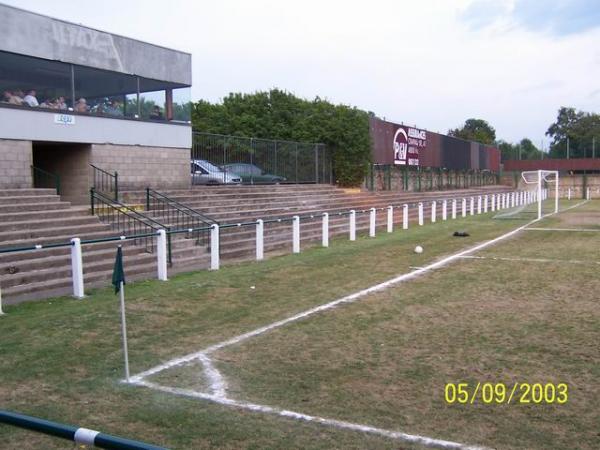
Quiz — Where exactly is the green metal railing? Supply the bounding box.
[145,188,217,247]
[31,166,60,194]
[0,410,167,450]
[91,164,119,201]
[91,188,171,263]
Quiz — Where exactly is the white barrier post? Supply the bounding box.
[418,202,424,225]
[322,213,329,247]
[349,210,356,241]
[402,204,408,229]
[567,188,571,200]
[387,206,393,233]
[210,224,220,270]
[483,195,488,213]
[511,192,516,207]
[0,285,5,315]
[451,199,457,219]
[157,229,168,281]
[431,201,437,223]
[71,237,84,299]
[442,199,447,220]
[256,219,264,260]
[369,208,376,237]
[491,193,496,211]
[477,196,482,214]
[462,198,467,217]
[587,187,591,200]
[292,215,300,253]
[469,197,474,215]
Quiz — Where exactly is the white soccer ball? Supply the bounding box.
[414,245,423,254]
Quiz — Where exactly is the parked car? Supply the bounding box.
[191,159,241,185]
[221,163,286,184]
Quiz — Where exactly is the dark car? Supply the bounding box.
[221,163,286,184]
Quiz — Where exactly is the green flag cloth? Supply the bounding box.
[112,246,126,294]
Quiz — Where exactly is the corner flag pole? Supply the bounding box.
[112,246,129,381]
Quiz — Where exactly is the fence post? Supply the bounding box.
[587,187,591,200]
[441,199,447,220]
[256,219,264,260]
[71,238,84,299]
[210,224,219,270]
[469,197,474,215]
[452,199,457,219]
[431,201,436,223]
[402,204,408,229]
[157,229,168,281]
[349,210,356,240]
[477,196,482,214]
[483,195,488,213]
[292,215,300,253]
[491,194,496,211]
[462,198,467,217]
[369,208,376,237]
[418,202,424,226]
[567,188,571,200]
[387,206,393,232]
[114,171,119,202]
[322,213,329,247]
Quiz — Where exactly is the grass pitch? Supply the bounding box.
[0,200,598,449]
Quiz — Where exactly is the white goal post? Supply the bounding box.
[521,170,559,220]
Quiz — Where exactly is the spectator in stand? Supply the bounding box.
[74,98,88,113]
[149,105,164,120]
[23,89,39,107]
[39,97,54,108]
[56,96,67,110]
[13,89,25,104]
[2,90,23,105]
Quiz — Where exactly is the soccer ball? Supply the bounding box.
[414,245,423,254]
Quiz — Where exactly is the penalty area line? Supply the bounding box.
[524,227,600,232]
[459,255,600,265]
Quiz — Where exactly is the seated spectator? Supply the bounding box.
[39,98,54,108]
[2,90,23,105]
[56,96,67,110]
[23,89,39,107]
[13,89,25,104]
[74,98,88,113]
[149,105,164,120]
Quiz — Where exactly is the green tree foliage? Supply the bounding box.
[497,138,543,161]
[191,89,371,186]
[448,118,496,145]
[546,107,600,158]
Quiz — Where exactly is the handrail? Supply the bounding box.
[0,410,167,450]
[145,188,217,247]
[90,188,171,263]
[31,166,60,195]
[90,164,119,201]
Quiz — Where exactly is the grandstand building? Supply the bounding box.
[0,3,192,203]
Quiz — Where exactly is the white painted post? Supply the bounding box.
[451,199,457,219]
[587,187,591,200]
[418,202,424,225]
[483,195,488,213]
[292,215,300,253]
[0,285,5,315]
[387,206,393,233]
[322,213,329,247]
[477,196,482,214]
[491,193,496,211]
[567,188,571,200]
[369,208,376,237]
[402,204,408,229]
[461,198,467,217]
[256,219,264,260]
[71,237,84,299]
[442,199,447,220]
[431,201,437,223]
[469,197,474,215]
[349,210,356,241]
[537,170,542,220]
[210,224,220,270]
[511,192,516,208]
[554,176,559,214]
[157,229,168,281]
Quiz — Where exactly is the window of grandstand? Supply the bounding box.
[0,51,72,110]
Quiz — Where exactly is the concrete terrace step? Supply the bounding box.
[0,195,65,206]
[0,223,113,242]
[0,215,103,232]
[0,202,72,214]
[0,188,56,197]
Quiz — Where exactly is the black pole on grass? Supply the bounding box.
[0,410,168,450]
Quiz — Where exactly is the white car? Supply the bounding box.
[191,159,241,185]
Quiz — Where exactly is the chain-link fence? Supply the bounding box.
[191,132,332,185]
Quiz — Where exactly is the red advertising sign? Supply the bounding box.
[393,125,427,166]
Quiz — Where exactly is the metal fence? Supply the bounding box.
[191,132,332,185]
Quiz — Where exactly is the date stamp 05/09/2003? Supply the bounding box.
[444,382,568,405]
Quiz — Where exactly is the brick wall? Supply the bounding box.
[90,144,190,191]
[0,139,32,188]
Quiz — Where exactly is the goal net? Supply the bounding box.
[494,170,559,221]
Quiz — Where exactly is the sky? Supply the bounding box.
[4,0,599,147]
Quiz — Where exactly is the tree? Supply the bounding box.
[191,89,371,186]
[546,107,600,158]
[448,118,496,145]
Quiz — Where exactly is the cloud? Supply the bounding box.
[461,0,600,36]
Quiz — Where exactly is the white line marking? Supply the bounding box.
[459,255,600,265]
[136,380,491,450]
[128,200,588,449]
[525,227,600,232]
